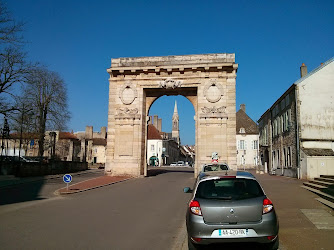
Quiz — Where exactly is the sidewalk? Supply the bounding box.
[55,175,133,195]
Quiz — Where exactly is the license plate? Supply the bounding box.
[211,229,247,238]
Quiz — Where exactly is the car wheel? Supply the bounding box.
[188,237,202,250]
[263,236,279,250]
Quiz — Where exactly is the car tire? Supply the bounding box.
[188,237,202,250]
[263,236,279,250]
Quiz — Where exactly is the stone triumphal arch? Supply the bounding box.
[105,53,238,177]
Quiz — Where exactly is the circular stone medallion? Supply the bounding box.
[119,82,137,105]
[204,80,224,103]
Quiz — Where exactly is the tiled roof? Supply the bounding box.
[302,148,334,156]
[9,132,39,139]
[147,124,162,140]
[93,138,107,146]
[59,132,78,140]
[236,109,258,134]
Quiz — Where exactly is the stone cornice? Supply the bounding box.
[107,63,238,75]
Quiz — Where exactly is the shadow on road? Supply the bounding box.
[0,179,46,206]
[147,167,194,177]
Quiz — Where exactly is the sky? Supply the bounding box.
[4,0,334,145]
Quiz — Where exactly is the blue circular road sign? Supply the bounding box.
[63,174,72,183]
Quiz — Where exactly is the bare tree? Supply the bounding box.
[0,1,24,45]
[7,95,34,156]
[23,66,70,157]
[0,1,29,115]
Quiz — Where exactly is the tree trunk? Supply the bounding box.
[38,107,47,157]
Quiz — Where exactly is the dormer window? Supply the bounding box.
[239,127,246,133]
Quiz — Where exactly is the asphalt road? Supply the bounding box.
[1,168,334,250]
[0,167,195,250]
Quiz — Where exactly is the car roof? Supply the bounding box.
[198,170,256,182]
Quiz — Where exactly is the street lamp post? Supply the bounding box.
[1,117,10,156]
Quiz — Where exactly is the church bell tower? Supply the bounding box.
[172,100,180,145]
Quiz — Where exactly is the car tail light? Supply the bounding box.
[263,198,274,214]
[191,237,202,243]
[189,200,202,216]
[267,235,277,241]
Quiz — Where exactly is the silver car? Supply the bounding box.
[184,171,279,249]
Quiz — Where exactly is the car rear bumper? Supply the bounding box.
[186,211,279,245]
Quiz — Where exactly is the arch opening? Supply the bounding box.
[145,94,196,175]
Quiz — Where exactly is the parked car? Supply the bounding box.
[177,161,185,166]
[170,162,178,166]
[184,170,279,249]
[202,163,229,172]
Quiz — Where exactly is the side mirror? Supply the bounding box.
[183,187,192,193]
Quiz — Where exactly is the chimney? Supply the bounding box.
[85,126,93,139]
[153,115,158,129]
[158,118,162,132]
[300,63,307,78]
[101,127,107,139]
[240,104,246,113]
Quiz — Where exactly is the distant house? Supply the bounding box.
[161,131,179,165]
[180,145,195,165]
[147,124,163,166]
[74,126,107,164]
[2,126,108,164]
[3,131,81,161]
[258,58,334,179]
[92,138,107,164]
[236,104,259,169]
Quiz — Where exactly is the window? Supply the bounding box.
[252,140,258,150]
[195,179,264,200]
[151,145,155,151]
[277,150,280,168]
[239,127,245,133]
[238,140,246,150]
[287,147,291,167]
[282,109,291,132]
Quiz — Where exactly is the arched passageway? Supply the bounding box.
[105,54,238,177]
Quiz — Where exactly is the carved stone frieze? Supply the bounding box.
[199,106,228,119]
[119,82,137,105]
[115,107,141,120]
[203,79,224,103]
[159,78,182,89]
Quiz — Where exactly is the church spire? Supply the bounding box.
[172,100,180,145]
[174,100,178,114]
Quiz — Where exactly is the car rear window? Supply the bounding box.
[195,178,264,200]
[203,164,229,172]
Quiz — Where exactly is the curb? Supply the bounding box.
[172,221,187,250]
[54,177,133,195]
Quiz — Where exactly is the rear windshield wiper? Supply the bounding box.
[204,196,232,200]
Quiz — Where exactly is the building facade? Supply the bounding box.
[74,126,107,164]
[236,104,259,169]
[2,131,81,161]
[258,58,334,179]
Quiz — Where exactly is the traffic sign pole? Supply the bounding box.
[63,174,73,191]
